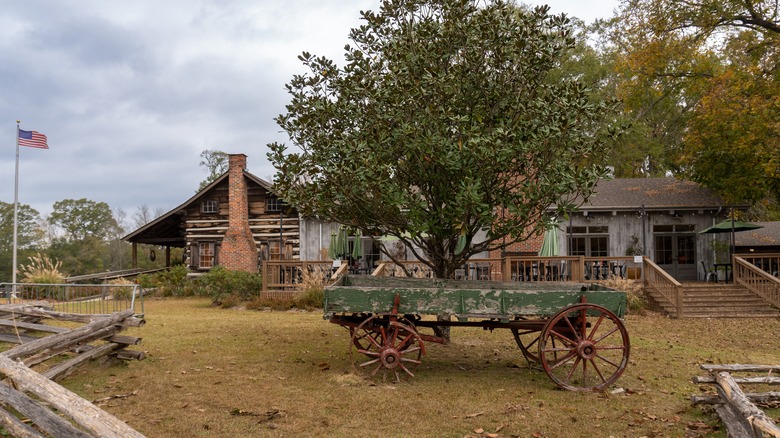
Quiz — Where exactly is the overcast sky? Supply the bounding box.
[1,0,618,223]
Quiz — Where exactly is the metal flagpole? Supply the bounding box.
[12,121,21,296]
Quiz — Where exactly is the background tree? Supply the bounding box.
[49,198,118,242]
[198,149,229,191]
[0,201,43,282]
[600,0,779,204]
[269,0,620,278]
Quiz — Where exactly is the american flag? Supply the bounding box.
[18,129,49,149]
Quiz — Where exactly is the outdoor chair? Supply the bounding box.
[700,261,717,282]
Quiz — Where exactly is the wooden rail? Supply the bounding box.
[734,256,780,311]
[692,364,780,437]
[643,257,684,318]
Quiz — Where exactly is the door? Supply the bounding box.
[654,234,697,281]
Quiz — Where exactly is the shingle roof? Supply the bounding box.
[581,178,727,210]
[735,222,780,247]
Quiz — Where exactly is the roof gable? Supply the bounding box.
[123,170,277,244]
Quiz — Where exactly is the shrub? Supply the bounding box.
[18,253,67,284]
[144,265,195,297]
[599,276,647,314]
[107,278,135,300]
[198,266,263,306]
[293,271,325,309]
[246,270,324,311]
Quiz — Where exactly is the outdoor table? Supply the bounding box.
[713,262,732,282]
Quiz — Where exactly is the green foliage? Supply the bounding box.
[198,266,263,306]
[144,265,195,297]
[198,149,229,191]
[0,201,43,282]
[269,0,620,278]
[50,198,118,242]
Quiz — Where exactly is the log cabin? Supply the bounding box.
[123,154,299,274]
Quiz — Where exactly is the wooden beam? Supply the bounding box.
[715,371,780,437]
[693,375,780,385]
[701,364,780,373]
[43,343,123,382]
[0,382,92,438]
[3,310,134,361]
[0,354,145,438]
[0,406,47,438]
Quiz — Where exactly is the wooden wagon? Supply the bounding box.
[325,276,630,391]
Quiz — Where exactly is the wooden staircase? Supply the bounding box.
[645,283,780,318]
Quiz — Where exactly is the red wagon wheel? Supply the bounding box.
[538,303,630,391]
[510,317,547,365]
[350,314,425,383]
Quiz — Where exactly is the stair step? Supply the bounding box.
[644,284,780,318]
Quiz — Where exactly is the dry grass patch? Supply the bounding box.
[58,298,780,437]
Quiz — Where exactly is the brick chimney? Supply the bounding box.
[219,154,258,272]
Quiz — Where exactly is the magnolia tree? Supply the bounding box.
[268,0,620,278]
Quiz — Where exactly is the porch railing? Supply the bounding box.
[734,256,780,310]
[261,260,334,294]
[372,259,504,280]
[734,253,780,277]
[260,255,647,296]
[0,283,144,315]
[503,255,643,283]
[643,257,684,318]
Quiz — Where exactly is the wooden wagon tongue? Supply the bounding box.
[326,276,630,391]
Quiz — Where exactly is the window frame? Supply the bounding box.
[198,242,216,268]
[201,199,218,214]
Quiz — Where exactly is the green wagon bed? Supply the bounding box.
[325,275,626,319]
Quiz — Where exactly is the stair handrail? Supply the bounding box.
[733,256,780,310]
[643,256,684,318]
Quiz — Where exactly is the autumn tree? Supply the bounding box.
[269,0,619,278]
[600,0,779,203]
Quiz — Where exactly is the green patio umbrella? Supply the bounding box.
[698,218,763,234]
[328,232,338,260]
[351,229,363,259]
[538,222,560,257]
[335,227,349,259]
[699,217,763,257]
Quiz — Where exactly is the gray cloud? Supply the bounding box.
[0,0,613,223]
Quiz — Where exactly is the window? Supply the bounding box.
[199,242,215,268]
[266,197,284,212]
[201,199,218,214]
[567,226,609,257]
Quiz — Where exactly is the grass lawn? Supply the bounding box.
[59,298,780,437]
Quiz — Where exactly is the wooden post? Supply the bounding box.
[675,284,684,319]
[261,261,268,292]
[131,243,137,269]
